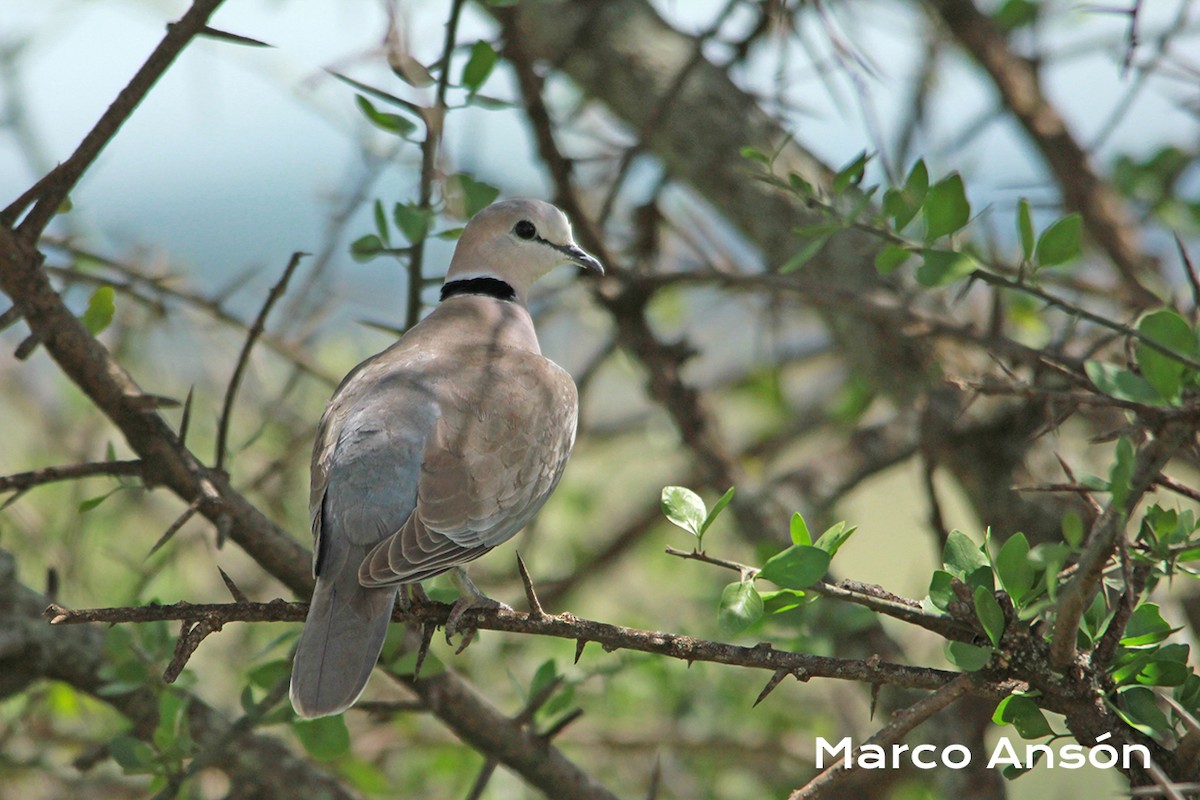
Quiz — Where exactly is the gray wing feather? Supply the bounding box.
[290,356,437,718]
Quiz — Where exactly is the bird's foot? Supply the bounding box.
[444,568,511,648]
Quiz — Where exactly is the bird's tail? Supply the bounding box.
[290,563,395,719]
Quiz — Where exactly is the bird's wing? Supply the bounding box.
[359,349,578,586]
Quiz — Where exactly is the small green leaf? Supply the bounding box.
[759,545,830,590]
[435,227,465,240]
[247,659,291,689]
[1121,603,1177,648]
[1017,198,1035,261]
[354,94,416,137]
[701,487,735,535]
[451,173,501,218]
[915,249,977,287]
[1061,511,1084,547]
[993,695,1054,738]
[833,150,869,194]
[349,234,385,263]
[943,530,989,578]
[928,570,955,611]
[78,487,121,513]
[293,716,350,761]
[373,199,390,244]
[109,735,156,773]
[1136,309,1196,404]
[894,159,929,230]
[994,0,1039,30]
[813,522,856,558]
[760,588,806,615]
[1085,361,1163,405]
[874,243,911,275]
[80,286,116,335]
[995,533,1035,605]
[393,203,432,244]
[1034,213,1082,268]
[974,585,1006,647]
[924,172,970,241]
[461,40,498,93]
[529,659,558,701]
[1115,686,1172,739]
[661,486,706,538]
[1110,437,1135,509]
[780,234,830,274]
[945,641,992,671]
[740,146,772,166]
[718,581,764,635]
[789,512,811,546]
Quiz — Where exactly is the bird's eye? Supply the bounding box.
[514,220,536,240]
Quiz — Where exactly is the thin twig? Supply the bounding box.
[0,459,142,494]
[214,251,306,471]
[4,0,229,235]
[787,674,975,799]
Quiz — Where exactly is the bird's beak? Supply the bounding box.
[559,243,604,275]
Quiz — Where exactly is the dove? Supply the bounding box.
[289,198,602,718]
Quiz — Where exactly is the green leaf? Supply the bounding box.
[529,659,558,702]
[1136,309,1196,404]
[393,203,433,244]
[247,659,291,689]
[718,581,764,635]
[760,588,806,615]
[1034,213,1082,268]
[701,487,735,535]
[759,545,830,589]
[916,249,977,287]
[461,40,498,93]
[1062,511,1084,548]
[451,173,501,218]
[780,234,830,274]
[1115,686,1172,739]
[995,0,1039,31]
[1017,198,1035,261]
[813,522,856,558]
[974,585,1006,647]
[372,199,390,245]
[895,159,929,230]
[833,150,869,194]
[80,285,116,335]
[109,735,156,773]
[943,530,989,578]
[740,146,772,166]
[661,486,706,538]
[1110,437,1135,509]
[354,94,416,137]
[924,173,970,241]
[789,512,811,546]
[995,533,1035,605]
[293,716,350,761]
[945,641,992,672]
[928,570,955,611]
[78,488,119,513]
[993,695,1054,738]
[1121,603,1178,648]
[349,234,386,263]
[874,243,911,275]
[1085,361,1163,405]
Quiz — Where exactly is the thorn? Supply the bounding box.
[869,682,882,720]
[146,502,198,558]
[574,638,588,664]
[198,26,274,47]
[515,551,546,618]
[752,668,791,708]
[218,567,249,603]
[178,387,195,446]
[45,567,58,602]
[539,707,584,741]
[412,622,435,681]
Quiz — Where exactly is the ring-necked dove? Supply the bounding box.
[290,198,602,719]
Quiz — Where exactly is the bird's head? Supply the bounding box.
[444,198,603,304]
